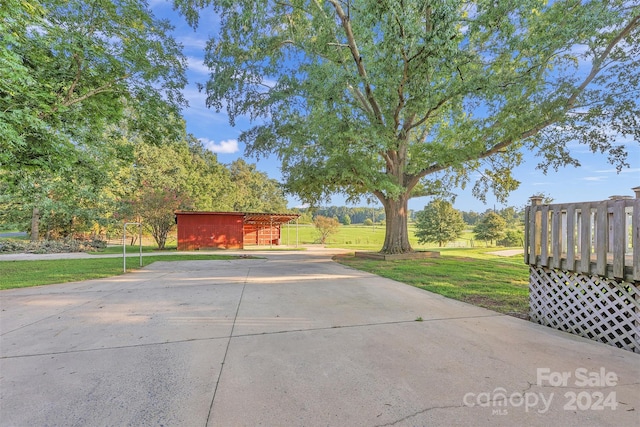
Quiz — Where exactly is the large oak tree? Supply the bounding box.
[176,0,639,253]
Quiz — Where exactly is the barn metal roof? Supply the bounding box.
[243,213,300,226]
[175,211,300,226]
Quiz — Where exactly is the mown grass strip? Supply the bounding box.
[335,251,529,318]
[0,255,241,290]
[87,245,169,254]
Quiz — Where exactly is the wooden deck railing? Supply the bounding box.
[524,188,640,283]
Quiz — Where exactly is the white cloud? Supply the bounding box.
[594,167,640,174]
[200,138,239,154]
[180,86,228,122]
[178,35,208,50]
[186,56,209,75]
[583,176,605,182]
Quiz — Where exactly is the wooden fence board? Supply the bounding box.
[579,203,591,274]
[634,199,640,281]
[528,206,537,264]
[523,208,530,264]
[596,202,607,276]
[612,200,625,279]
[540,205,549,267]
[566,205,575,270]
[552,206,561,269]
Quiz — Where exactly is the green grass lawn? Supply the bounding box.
[295,224,386,248]
[88,244,176,254]
[335,249,529,318]
[0,254,243,290]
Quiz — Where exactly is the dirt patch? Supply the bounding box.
[354,251,440,261]
[455,257,480,262]
[487,249,524,257]
[462,295,529,320]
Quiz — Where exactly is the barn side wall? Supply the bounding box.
[177,214,244,250]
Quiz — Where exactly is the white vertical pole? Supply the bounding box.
[139,224,142,267]
[123,223,127,273]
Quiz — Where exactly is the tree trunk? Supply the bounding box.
[31,207,40,242]
[380,195,413,254]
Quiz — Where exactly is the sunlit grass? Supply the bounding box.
[0,254,244,290]
[283,223,480,250]
[335,248,529,318]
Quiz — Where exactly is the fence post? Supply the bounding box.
[633,187,640,281]
[633,187,640,349]
[529,196,543,264]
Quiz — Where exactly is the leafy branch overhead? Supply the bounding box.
[0,0,289,245]
[179,1,640,253]
[176,0,638,201]
[1,0,188,171]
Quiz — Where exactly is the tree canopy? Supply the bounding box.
[2,0,187,159]
[0,0,290,243]
[175,0,639,254]
[1,0,188,240]
[473,211,507,246]
[229,159,288,212]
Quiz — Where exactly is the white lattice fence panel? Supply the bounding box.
[530,266,640,353]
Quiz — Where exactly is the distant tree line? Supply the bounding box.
[293,206,387,225]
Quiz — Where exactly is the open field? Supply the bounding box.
[282,223,477,250]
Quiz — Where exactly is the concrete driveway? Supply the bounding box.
[1,248,638,426]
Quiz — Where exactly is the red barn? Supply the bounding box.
[175,212,300,250]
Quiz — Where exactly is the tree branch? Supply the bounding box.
[393,15,410,132]
[65,53,84,105]
[61,77,125,108]
[410,13,640,183]
[347,84,374,116]
[328,0,383,123]
[569,14,640,107]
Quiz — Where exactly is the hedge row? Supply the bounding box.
[0,238,106,254]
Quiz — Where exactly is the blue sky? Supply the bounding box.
[151,1,639,213]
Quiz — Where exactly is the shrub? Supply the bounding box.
[0,238,107,254]
[497,229,524,247]
[313,215,340,244]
